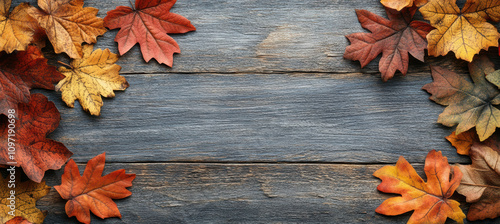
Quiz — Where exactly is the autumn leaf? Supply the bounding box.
[0,93,72,182]
[456,144,500,221]
[380,0,428,11]
[420,0,500,62]
[0,0,39,53]
[6,217,34,224]
[56,45,129,116]
[0,173,50,224]
[27,0,106,58]
[104,0,196,66]
[373,150,465,224]
[423,55,500,141]
[0,45,64,115]
[344,7,433,81]
[446,129,500,155]
[54,153,136,224]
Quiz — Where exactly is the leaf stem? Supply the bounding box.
[57,61,73,69]
[129,0,135,10]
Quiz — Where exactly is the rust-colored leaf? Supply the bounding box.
[456,144,500,221]
[344,7,433,81]
[27,0,106,58]
[423,55,500,141]
[0,0,39,53]
[374,150,465,224]
[54,153,136,224]
[420,0,500,62]
[0,45,64,115]
[0,174,50,224]
[446,129,500,155]
[104,0,196,66]
[0,93,72,182]
[381,0,428,11]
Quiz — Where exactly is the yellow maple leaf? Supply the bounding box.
[0,173,50,224]
[27,0,106,58]
[381,0,428,11]
[420,0,500,62]
[0,0,39,53]
[56,45,129,116]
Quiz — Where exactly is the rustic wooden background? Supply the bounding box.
[10,0,500,223]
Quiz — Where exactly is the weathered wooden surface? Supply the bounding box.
[6,0,498,223]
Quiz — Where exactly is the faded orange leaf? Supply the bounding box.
[381,0,428,11]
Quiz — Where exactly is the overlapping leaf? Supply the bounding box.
[56,45,129,116]
[374,150,465,224]
[54,153,135,224]
[104,0,196,66]
[0,0,39,53]
[423,55,500,141]
[28,0,106,58]
[457,144,500,221]
[420,0,500,62]
[0,94,72,182]
[6,217,33,224]
[0,45,64,115]
[344,7,433,81]
[381,0,428,11]
[0,174,50,224]
[446,129,500,155]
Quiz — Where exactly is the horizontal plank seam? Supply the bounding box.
[73,161,426,165]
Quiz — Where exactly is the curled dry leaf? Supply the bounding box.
[27,0,106,58]
[423,55,500,141]
[420,0,500,62]
[0,174,50,224]
[374,150,465,224]
[0,0,39,53]
[457,144,500,221]
[380,0,428,11]
[0,45,64,115]
[54,153,136,224]
[104,0,196,66]
[56,45,129,116]
[0,93,72,182]
[344,7,433,81]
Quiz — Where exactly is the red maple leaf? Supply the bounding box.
[0,93,72,183]
[0,46,64,115]
[104,0,196,66]
[344,7,433,81]
[54,153,136,224]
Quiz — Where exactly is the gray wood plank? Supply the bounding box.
[37,163,489,224]
[34,72,470,164]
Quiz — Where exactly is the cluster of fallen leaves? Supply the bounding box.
[0,0,195,223]
[344,0,500,223]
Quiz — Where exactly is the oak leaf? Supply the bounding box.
[0,174,50,224]
[423,55,500,141]
[27,0,106,58]
[344,7,433,81]
[0,45,64,115]
[0,93,73,182]
[374,150,465,224]
[420,0,500,62]
[0,0,39,53]
[104,0,196,66]
[380,0,428,11]
[446,129,500,155]
[54,153,136,224]
[56,45,129,116]
[456,144,500,221]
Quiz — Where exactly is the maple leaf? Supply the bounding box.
[0,0,39,53]
[0,45,64,115]
[446,129,500,155]
[374,150,465,224]
[0,93,73,182]
[54,153,136,224]
[6,217,34,224]
[344,7,433,81]
[380,0,428,11]
[27,0,106,58]
[423,55,500,141]
[104,0,196,67]
[0,174,50,224]
[456,144,500,221]
[56,45,129,116]
[420,0,500,62]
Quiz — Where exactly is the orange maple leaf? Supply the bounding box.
[374,150,465,224]
[381,0,428,11]
[54,153,136,224]
[446,129,500,155]
[0,0,39,53]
